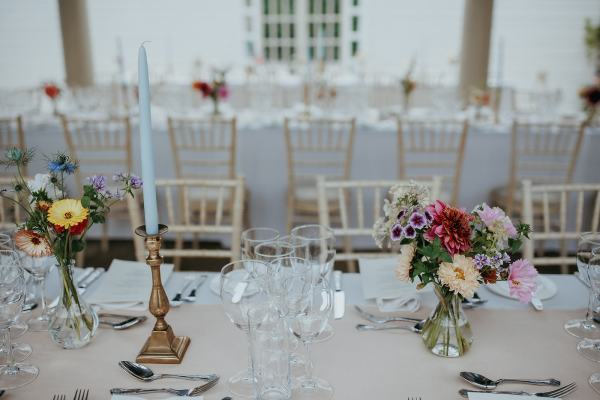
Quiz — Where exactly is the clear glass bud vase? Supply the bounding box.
[421,285,472,357]
[48,260,98,349]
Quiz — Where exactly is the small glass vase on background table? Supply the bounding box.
[421,285,472,358]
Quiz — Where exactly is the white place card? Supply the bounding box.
[468,393,560,399]
[359,257,425,299]
[86,259,174,306]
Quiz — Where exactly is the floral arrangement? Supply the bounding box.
[579,83,600,122]
[192,71,229,115]
[0,148,141,344]
[373,183,537,302]
[400,60,417,109]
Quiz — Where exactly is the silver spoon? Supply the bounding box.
[460,371,560,390]
[119,360,218,382]
[356,320,425,333]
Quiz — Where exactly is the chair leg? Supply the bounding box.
[76,250,85,267]
[244,189,251,230]
[286,195,295,233]
[174,233,183,271]
[343,237,356,272]
[101,221,109,252]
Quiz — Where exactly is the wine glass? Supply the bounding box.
[19,254,55,331]
[0,253,39,390]
[290,225,336,342]
[241,228,279,260]
[565,232,600,339]
[220,259,270,398]
[289,278,334,400]
[577,247,600,362]
[590,372,600,395]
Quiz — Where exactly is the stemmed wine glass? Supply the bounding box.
[19,254,55,331]
[564,232,600,339]
[290,225,336,342]
[289,278,334,400]
[590,372,600,395]
[0,252,39,390]
[577,247,600,362]
[241,228,279,260]
[220,259,270,398]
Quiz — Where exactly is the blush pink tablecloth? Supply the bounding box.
[3,305,596,399]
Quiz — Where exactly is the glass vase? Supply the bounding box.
[212,98,221,116]
[421,285,472,357]
[48,260,98,349]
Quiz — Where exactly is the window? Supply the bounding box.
[351,41,358,56]
[307,0,342,61]
[352,16,358,32]
[262,0,296,62]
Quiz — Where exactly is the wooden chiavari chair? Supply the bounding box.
[491,120,585,218]
[0,177,26,232]
[522,180,600,274]
[127,178,245,266]
[396,118,468,205]
[285,116,356,231]
[60,114,133,263]
[317,176,442,272]
[0,115,27,176]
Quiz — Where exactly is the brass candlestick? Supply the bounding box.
[135,224,190,364]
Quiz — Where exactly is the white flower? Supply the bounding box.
[438,254,480,298]
[395,243,416,282]
[27,173,63,200]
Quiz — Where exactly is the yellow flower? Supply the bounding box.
[395,243,416,282]
[15,230,52,257]
[47,199,89,229]
[438,254,480,298]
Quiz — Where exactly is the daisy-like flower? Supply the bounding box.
[47,199,89,229]
[395,243,416,282]
[508,259,538,303]
[36,200,51,212]
[438,254,480,298]
[15,230,52,257]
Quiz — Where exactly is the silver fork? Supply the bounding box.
[110,376,219,397]
[52,396,66,400]
[355,305,422,324]
[459,382,577,398]
[408,397,422,400]
[73,389,89,400]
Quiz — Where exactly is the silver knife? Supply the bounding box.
[333,270,345,319]
[171,277,195,302]
[184,274,208,302]
[78,268,104,291]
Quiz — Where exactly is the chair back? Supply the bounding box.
[128,178,245,262]
[285,117,356,192]
[522,180,600,269]
[60,114,132,192]
[0,177,26,231]
[0,115,26,176]
[317,176,442,262]
[506,120,585,214]
[396,118,468,205]
[167,116,237,179]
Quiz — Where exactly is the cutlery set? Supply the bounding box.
[51,389,89,400]
[171,274,208,306]
[111,360,219,397]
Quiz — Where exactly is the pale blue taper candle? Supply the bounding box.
[138,44,159,235]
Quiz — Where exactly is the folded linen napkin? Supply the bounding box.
[375,293,420,313]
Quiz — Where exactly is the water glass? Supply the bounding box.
[0,254,39,390]
[241,228,280,260]
[577,247,600,362]
[220,260,270,398]
[19,255,54,331]
[249,304,291,400]
[565,232,600,339]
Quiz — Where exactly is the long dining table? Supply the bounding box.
[4,271,598,399]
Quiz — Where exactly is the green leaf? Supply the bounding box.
[81,196,90,208]
[72,239,86,253]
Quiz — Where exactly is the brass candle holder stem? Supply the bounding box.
[135,224,190,364]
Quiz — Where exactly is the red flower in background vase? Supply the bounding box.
[425,200,473,255]
[192,81,212,97]
[43,83,61,100]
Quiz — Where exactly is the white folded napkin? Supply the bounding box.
[375,293,420,313]
[112,396,202,400]
[86,259,174,310]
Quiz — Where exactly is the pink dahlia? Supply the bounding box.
[508,259,538,303]
[425,200,473,255]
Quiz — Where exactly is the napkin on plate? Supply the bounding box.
[359,257,423,313]
[86,259,174,310]
[112,396,202,400]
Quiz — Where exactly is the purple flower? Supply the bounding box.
[87,175,107,192]
[129,175,143,189]
[424,210,433,222]
[473,254,489,269]
[397,209,407,220]
[409,212,427,229]
[403,225,416,239]
[390,223,403,241]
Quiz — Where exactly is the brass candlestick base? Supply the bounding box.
[135,224,190,364]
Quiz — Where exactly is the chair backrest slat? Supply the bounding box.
[0,116,27,176]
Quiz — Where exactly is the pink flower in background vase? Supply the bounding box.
[508,259,538,303]
[218,85,229,100]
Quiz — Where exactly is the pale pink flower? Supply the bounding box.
[395,243,416,282]
[508,259,538,303]
[476,203,518,241]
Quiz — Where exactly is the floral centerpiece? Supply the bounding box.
[400,60,417,111]
[1,148,142,349]
[192,71,229,116]
[373,183,537,357]
[579,83,600,123]
[43,82,61,115]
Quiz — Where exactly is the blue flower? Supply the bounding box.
[48,160,63,173]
